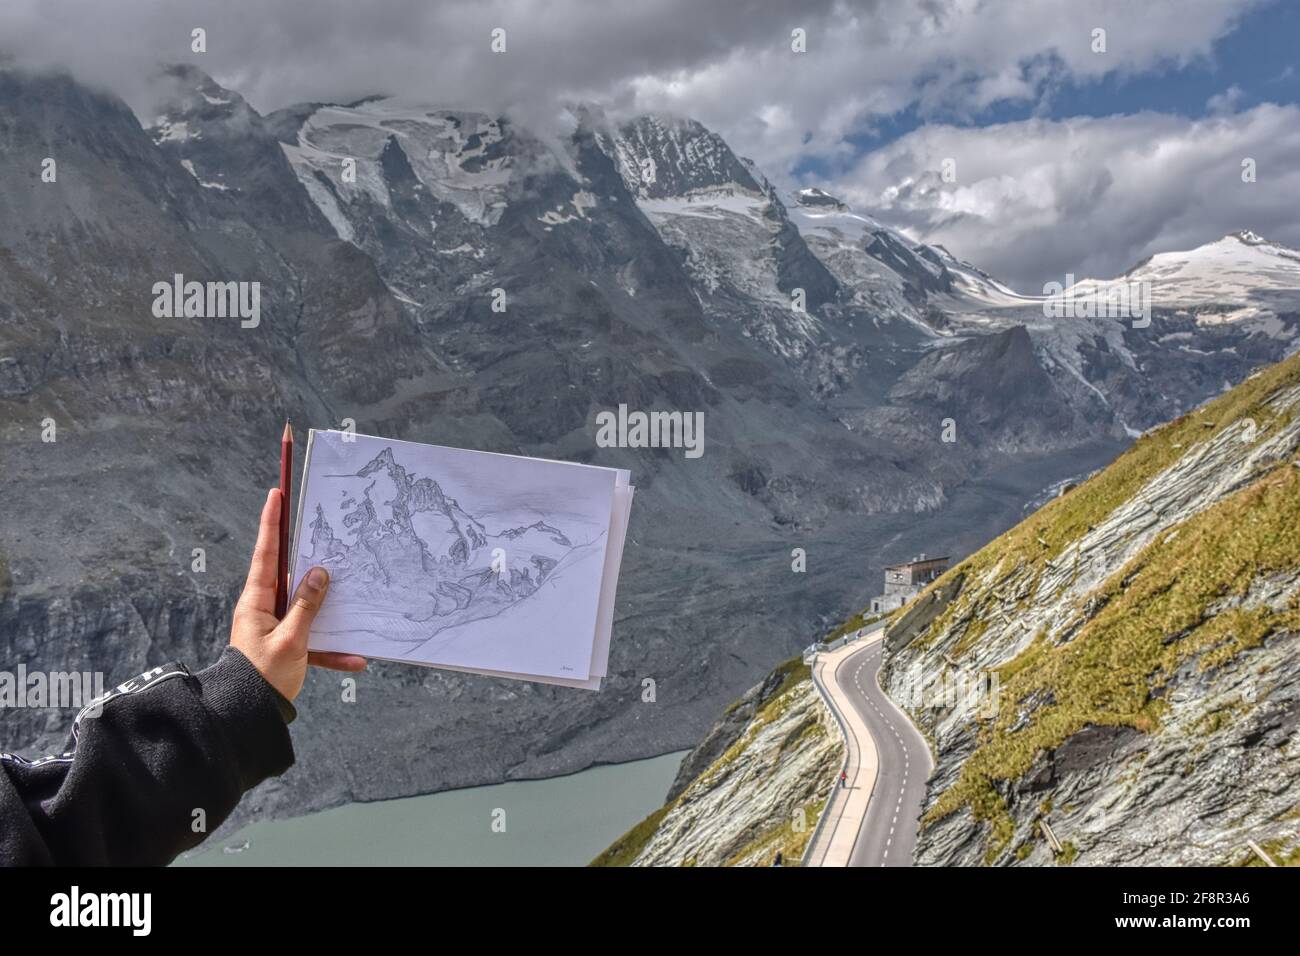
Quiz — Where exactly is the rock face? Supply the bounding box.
[882,353,1300,866]
[664,662,805,802]
[594,658,843,867]
[2,62,1299,834]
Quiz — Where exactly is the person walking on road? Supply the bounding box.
[839,769,847,789]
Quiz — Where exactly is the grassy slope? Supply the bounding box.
[589,656,817,867]
[888,351,1300,861]
[937,464,1300,859]
[916,352,1300,652]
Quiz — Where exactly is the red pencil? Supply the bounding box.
[275,420,294,619]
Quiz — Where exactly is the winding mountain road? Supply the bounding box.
[806,627,933,867]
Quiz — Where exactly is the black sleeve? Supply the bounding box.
[0,646,296,866]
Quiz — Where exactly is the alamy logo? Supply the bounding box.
[899,670,1001,719]
[0,667,106,714]
[151,274,261,328]
[50,886,151,936]
[594,404,704,459]
[1042,274,1151,328]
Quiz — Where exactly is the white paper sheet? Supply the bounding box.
[288,430,633,688]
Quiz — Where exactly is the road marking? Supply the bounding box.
[815,632,931,869]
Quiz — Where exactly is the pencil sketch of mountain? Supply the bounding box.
[302,446,592,649]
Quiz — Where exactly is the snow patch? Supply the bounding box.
[538,190,598,225]
[179,158,230,191]
[152,119,198,144]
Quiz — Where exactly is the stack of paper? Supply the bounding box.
[288,430,633,690]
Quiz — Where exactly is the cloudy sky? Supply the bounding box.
[3,0,1297,289]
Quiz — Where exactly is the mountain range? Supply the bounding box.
[1,62,1297,829]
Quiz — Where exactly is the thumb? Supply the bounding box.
[278,566,330,649]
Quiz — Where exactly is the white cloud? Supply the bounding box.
[0,0,1283,288]
[829,103,1300,290]
[622,0,1267,174]
[0,0,1266,171]
[1207,85,1246,115]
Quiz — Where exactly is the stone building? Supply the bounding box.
[870,554,949,614]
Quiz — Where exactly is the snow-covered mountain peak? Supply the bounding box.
[1091,230,1300,320]
[146,65,257,145]
[606,113,763,202]
[794,186,847,210]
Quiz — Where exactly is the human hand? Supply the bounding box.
[230,488,366,701]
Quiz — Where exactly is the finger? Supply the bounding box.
[240,489,282,615]
[276,566,330,651]
[308,651,367,672]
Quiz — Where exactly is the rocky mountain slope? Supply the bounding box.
[596,112,1300,476]
[883,349,1300,866]
[591,655,842,867]
[2,61,1298,832]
